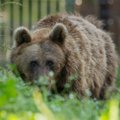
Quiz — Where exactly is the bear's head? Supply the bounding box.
[11,23,69,84]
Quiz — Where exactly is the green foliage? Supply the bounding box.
[0,65,120,120]
[117,66,120,87]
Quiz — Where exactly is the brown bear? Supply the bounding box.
[10,14,118,99]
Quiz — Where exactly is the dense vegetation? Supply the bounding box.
[0,65,120,120]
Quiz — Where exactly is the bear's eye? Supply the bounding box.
[30,61,39,70]
[46,60,54,70]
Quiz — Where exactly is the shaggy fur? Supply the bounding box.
[11,14,118,99]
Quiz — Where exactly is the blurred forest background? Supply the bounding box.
[0,0,120,64]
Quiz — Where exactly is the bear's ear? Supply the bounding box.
[49,23,68,45]
[14,27,31,47]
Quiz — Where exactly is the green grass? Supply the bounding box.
[0,65,120,120]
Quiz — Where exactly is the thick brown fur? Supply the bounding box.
[11,14,118,99]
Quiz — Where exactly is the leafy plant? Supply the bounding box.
[0,65,120,120]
